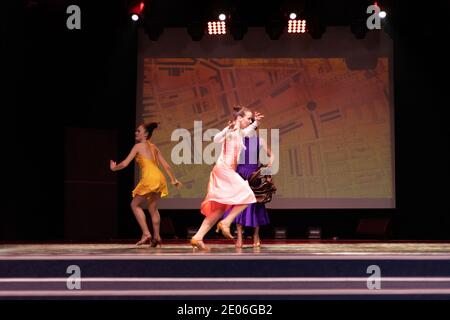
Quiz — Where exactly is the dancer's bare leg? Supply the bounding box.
[216,204,248,239]
[236,223,244,248]
[253,226,261,247]
[192,209,223,240]
[221,204,248,227]
[130,195,151,245]
[190,209,224,250]
[148,193,161,246]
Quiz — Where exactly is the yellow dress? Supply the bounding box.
[132,141,169,199]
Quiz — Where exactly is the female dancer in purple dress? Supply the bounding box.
[224,129,274,248]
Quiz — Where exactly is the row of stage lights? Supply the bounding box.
[128,2,387,39]
[206,13,308,35]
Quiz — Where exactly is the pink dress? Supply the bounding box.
[200,122,258,216]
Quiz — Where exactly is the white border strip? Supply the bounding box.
[1,277,450,282]
[1,254,450,260]
[1,289,450,296]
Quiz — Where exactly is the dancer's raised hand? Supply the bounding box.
[171,179,183,189]
[254,112,264,122]
[110,160,117,171]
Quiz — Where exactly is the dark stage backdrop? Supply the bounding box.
[64,128,118,240]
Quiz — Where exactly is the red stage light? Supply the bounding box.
[129,1,145,21]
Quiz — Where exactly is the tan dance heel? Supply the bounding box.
[216,221,234,239]
[190,238,209,251]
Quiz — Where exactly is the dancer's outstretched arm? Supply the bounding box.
[110,145,139,171]
[154,145,182,188]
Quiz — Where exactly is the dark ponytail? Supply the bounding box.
[143,122,158,140]
[232,106,252,120]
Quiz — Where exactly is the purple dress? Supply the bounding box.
[223,135,270,227]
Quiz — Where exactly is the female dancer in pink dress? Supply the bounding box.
[190,107,264,251]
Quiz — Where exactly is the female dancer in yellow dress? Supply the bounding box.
[110,122,182,247]
[190,107,264,251]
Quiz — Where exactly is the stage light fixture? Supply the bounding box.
[265,18,284,40]
[373,1,387,19]
[207,20,226,35]
[218,13,226,21]
[308,18,326,39]
[187,20,205,41]
[230,19,248,40]
[308,227,322,239]
[128,1,144,22]
[288,19,307,34]
[351,1,387,39]
[228,11,248,40]
[274,227,287,239]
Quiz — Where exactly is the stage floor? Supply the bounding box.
[1,240,450,258]
[1,241,450,299]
